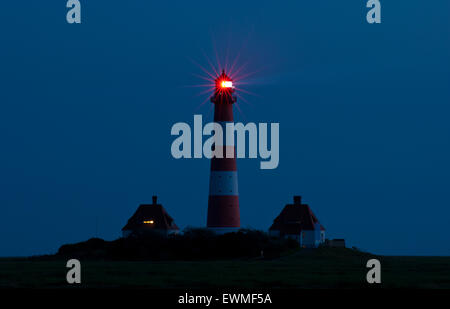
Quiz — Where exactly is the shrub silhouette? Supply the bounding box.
[57,229,299,260]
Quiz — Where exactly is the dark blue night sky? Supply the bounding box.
[0,1,449,256]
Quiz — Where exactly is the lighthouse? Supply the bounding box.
[207,70,240,234]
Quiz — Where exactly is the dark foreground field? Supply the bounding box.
[1,248,449,288]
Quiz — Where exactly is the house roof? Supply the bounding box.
[269,196,325,235]
[122,196,179,231]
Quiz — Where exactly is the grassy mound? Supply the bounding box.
[56,228,300,261]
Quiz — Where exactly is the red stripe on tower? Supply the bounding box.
[207,70,240,233]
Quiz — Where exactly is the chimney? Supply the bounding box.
[293,196,302,205]
[152,195,157,205]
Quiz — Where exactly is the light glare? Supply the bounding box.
[221,81,233,88]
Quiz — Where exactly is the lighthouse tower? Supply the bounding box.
[207,70,240,234]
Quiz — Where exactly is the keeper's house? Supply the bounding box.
[269,196,325,248]
[122,196,179,238]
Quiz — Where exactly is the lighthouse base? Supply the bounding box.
[207,227,240,235]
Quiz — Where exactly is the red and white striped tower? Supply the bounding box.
[207,70,240,233]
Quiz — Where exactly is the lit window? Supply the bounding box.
[143,220,154,224]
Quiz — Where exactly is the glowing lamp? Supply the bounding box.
[211,70,236,103]
[221,80,233,88]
